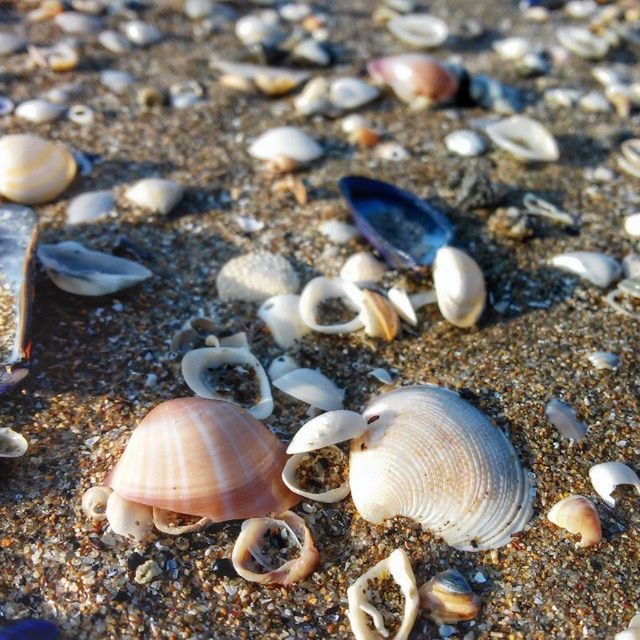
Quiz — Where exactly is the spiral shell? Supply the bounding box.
[547,495,602,548]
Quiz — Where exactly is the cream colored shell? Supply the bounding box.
[547,494,602,548]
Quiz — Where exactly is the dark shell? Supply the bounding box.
[338,176,453,269]
[0,205,38,396]
[0,619,60,640]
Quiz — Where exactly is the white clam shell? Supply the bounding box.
[341,114,371,135]
[235,14,284,47]
[615,614,640,640]
[106,491,154,542]
[444,129,486,157]
[433,247,486,328]
[586,351,619,371]
[293,38,330,66]
[81,485,113,520]
[125,178,184,214]
[15,99,66,124]
[273,368,344,411]
[287,410,368,454]
[557,26,608,59]
[589,461,640,508]
[387,287,418,326]
[258,293,310,348]
[268,355,299,381]
[622,253,640,279]
[181,347,274,420]
[339,252,387,286]
[350,386,534,550]
[0,427,28,458]
[492,36,531,60]
[318,219,359,243]
[66,190,115,225]
[98,30,133,53]
[123,20,162,47]
[100,70,135,94]
[329,78,379,111]
[248,126,323,164]
[294,77,330,116]
[37,241,152,296]
[545,398,587,440]
[0,32,26,56]
[298,277,364,334]
[624,213,640,238]
[388,13,448,48]
[486,116,559,162]
[55,11,103,34]
[549,251,621,288]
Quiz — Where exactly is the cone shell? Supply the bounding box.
[106,398,299,521]
[547,495,602,548]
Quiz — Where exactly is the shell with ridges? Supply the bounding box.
[547,494,602,548]
[419,569,481,624]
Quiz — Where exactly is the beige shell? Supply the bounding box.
[28,43,79,71]
[106,491,154,542]
[360,290,400,340]
[419,569,481,624]
[81,485,113,521]
[547,494,602,548]
[0,134,77,204]
[125,178,184,214]
[0,427,28,458]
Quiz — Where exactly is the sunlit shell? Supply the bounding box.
[445,129,487,157]
[329,77,379,111]
[67,104,95,125]
[98,30,133,53]
[557,26,608,59]
[545,398,587,440]
[549,251,621,288]
[589,461,640,507]
[273,368,344,411]
[216,251,299,303]
[125,178,184,215]
[387,13,449,48]
[298,277,364,334]
[547,495,602,548]
[67,190,115,225]
[258,293,310,348]
[287,410,368,454]
[28,43,79,72]
[586,351,619,371]
[318,220,359,244]
[419,569,481,624]
[294,77,331,116]
[340,252,387,286]
[15,99,66,124]
[122,20,162,46]
[0,134,76,205]
[387,287,418,326]
[622,253,640,279]
[486,116,559,162]
[105,491,153,542]
[360,290,400,341]
[81,485,112,521]
[152,508,209,536]
[248,126,323,167]
[493,36,530,60]
[0,427,28,458]
[212,60,308,95]
[292,38,330,66]
[235,14,284,47]
[231,511,319,585]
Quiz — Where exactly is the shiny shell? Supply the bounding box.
[387,13,449,48]
[445,129,487,157]
[15,99,66,124]
[586,351,620,371]
[66,190,115,225]
[0,427,29,458]
[55,11,102,34]
[493,36,531,60]
[273,368,344,411]
[557,26,608,59]
[545,398,587,440]
[547,495,602,548]
[549,251,621,288]
[98,30,133,53]
[329,77,379,111]
[339,252,388,286]
[419,569,481,624]
[360,290,400,341]
[589,461,640,508]
[0,134,76,205]
[125,178,184,215]
[486,116,559,162]
[258,294,310,348]
[235,14,284,47]
[387,287,418,326]
[81,485,112,521]
[123,20,162,47]
[287,410,367,454]
[248,126,323,166]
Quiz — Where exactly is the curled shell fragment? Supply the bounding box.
[486,116,559,162]
[419,569,481,624]
[360,290,400,341]
[549,251,621,288]
[258,294,309,349]
[589,462,640,508]
[273,368,344,411]
[618,139,640,179]
[81,486,113,521]
[387,287,418,326]
[268,355,299,381]
[298,277,364,334]
[545,398,587,440]
[0,427,29,458]
[547,495,602,548]
[287,410,368,454]
[67,190,115,225]
[152,508,210,536]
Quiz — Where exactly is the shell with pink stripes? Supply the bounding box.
[99,398,298,537]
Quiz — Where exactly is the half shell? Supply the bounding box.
[273,368,344,411]
[0,427,29,458]
[387,13,448,48]
[248,126,323,167]
[486,116,559,162]
[258,293,310,348]
[547,494,602,548]
[549,251,621,288]
[545,398,587,440]
[298,277,364,334]
[125,178,184,215]
[589,462,640,508]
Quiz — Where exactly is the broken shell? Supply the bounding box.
[329,77,379,111]
[15,99,66,124]
[433,247,486,328]
[579,90,611,113]
[81,485,113,521]
[547,495,602,548]
[339,252,387,286]
[387,13,449,48]
[545,87,582,109]
[0,427,29,458]
[170,317,218,354]
[286,410,368,454]
[125,178,184,215]
[493,36,531,60]
[181,347,273,419]
[549,251,621,288]
[294,77,331,115]
[152,508,209,536]
[235,14,285,47]
[216,251,299,303]
[0,134,76,205]
[419,569,481,624]
[589,461,640,507]
[37,241,152,296]
[369,368,393,384]
[360,290,400,341]
[342,116,380,148]
[618,139,640,179]
[0,97,14,116]
[624,214,640,238]
[445,129,487,157]
[387,287,418,326]
[105,491,153,542]
[485,116,559,162]
[28,43,79,72]
[347,548,419,640]
[545,398,587,440]
[586,351,619,371]
[258,293,310,349]
[273,368,344,411]
[615,614,640,640]
[268,355,299,381]
[282,445,350,503]
[248,126,323,168]
[231,511,319,585]
[98,30,133,54]
[557,26,608,59]
[298,277,364,334]
[123,20,162,47]
[67,190,115,225]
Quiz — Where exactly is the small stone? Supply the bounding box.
[212,558,238,578]
[134,559,162,584]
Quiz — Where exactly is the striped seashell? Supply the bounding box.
[105,398,298,522]
[0,134,76,205]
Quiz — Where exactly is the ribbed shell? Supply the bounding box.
[106,398,298,521]
[350,386,533,551]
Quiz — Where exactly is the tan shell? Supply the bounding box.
[360,290,400,340]
[547,494,602,548]
[419,569,481,624]
[81,485,113,521]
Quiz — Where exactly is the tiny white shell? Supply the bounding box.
[492,36,531,60]
[549,251,621,288]
[341,114,371,135]
[55,11,102,34]
[564,0,597,18]
[486,116,559,163]
[544,87,582,109]
[586,351,619,371]
[106,491,154,542]
[100,70,135,94]
[287,410,368,454]
[248,126,323,164]
[235,14,284,47]
[589,462,640,507]
[339,252,387,285]
[98,30,133,54]
[388,13,449,48]
[67,190,115,225]
[15,99,66,124]
[557,26,608,60]
[258,293,310,348]
[319,220,359,244]
[0,427,28,458]
[369,368,393,384]
[387,287,418,326]
[268,355,299,381]
[67,104,95,125]
[273,368,344,411]
[293,38,330,66]
[329,78,379,111]
[622,253,640,279]
[298,277,364,334]
[579,90,611,113]
[444,129,486,157]
[624,213,640,238]
[0,97,14,116]
[125,178,184,214]
[123,20,162,47]
[81,485,113,520]
[545,398,587,440]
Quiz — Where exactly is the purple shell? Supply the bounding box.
[338,176,453,269]
[0,619,60,640]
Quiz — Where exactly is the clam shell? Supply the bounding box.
[125,178,184,214]
[557,26,608,59]
[547,494,602,548]
[66,190,115,225]
[586,351,619,371]
[268,355,299,381]
[37,241,152,296]
[258,293,310,349]
[248,126,323,165]
[387,13,449,48]
[387,287,418,326]
[350,385,534,550]
[485,116,559,162]
[444,129,487,157]
[15,99,66,124]
[123,20,162,47]
[549,251,621,288]
[589,461,640,508]
[98,30,133,53]
[106,398,298,521]
[235,14,284,47]
[106,491,153,542]
[273,368,344,411]
[545,398,587,440]
[298,277,364,334]
[339,252,388,286]
[286,410,368,454]
[329,77,379,111]
[419,569,481,624]
[81,485,113,521]
[0,134,76,204]
[0,427,29,458]
[619,139,640,180]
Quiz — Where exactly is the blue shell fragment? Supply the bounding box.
[338,176,453,269]
[0,620,60,640]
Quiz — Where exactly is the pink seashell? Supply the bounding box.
[547,494,602,548]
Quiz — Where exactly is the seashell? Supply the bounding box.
[367,54,459,106]
[235,215,264,233]
[624,213,640,238]
[565,0,598,19]
[469,75,525,115]
[339,176,453,269]
[185,0,216,20]
[248,126,323,169]
[287,410,367,454]
[545,398,587,440]
[433,246,486,328]
[294,76,331,116]
[104,398,298,526]
[273,368,344,411]
[615,614,640,640]
[0,427,29,458]
[0,134,76,205]
[409,289,438,309]
[618,139,640,179]
[67,104,95,125]
[376,141,410,161]
[318,219,359,244]
[485,116,559,162]
[586,351,619,371]
[136,86,168,110]
[152,507,209,536]
[606,84,635,118]
[387,287,418,326]
[292,38,331,66]
[341,115,380,148]
[98,30,132,53]
[0,97,14,116]
[523,193,577,227]
[216,251,299,303]
[347,548,419,640]
[589,461,640,508]
[340,252,387,286]
[0,32,26,56]
[27,0,64,22]
[622,253,640,279]
[181,347,273,419]
[231,511,319,585]
[360,290,400,341]
[258,294,310,349]
[387,13,449,48]
[549,251,621,288]
[493,36,531,60]
[122,20,162,47]
[125,178,184,215]
[170,317,218,354]
[100,70,135,94]
[579,90,611,113]
[544,87,582,109]
[15,99,66,124]
[298,277,364,334]
[81,485,112,521]
[280,3,311,21]
[268,355,299,381]
[547,494,602,548]
[369,367,393,384]
[37,241,152,296]
[593,65,628,88]
[0,205,38,395]
[419,569,481,624]
[170,80,204,109]
[444,129,487,157]
[66,190,115,225]
[557,26,608,59]
[28,43,79,72]
[55,11,102,34]
[236,14,284,47]
[329,78,379,111]
[106,491,153,542]
[282,445,350,503]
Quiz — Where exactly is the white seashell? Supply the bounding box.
[98,30,133,53]
[409,289,438,309]
[619,139,640,179]
[298,277,364,334]
[369,368,393,384]
[67,190,115,225]
[294,77,330,115]
[273,368,344,411]
[235,215,264,233]
[622,253,640,279]
[329,78,379,111]
[0,134,76,205]
[81,486,113,520]
[106,491,154,542]
[486,116,559,162]
[0,427,28,458]
[123,20,162,47]
[545,398,587,440]
[185,0,216,20]
[419,569,481,625]
[67,104,95,125]
[544,87,582,109]
[444,129,486,157]
[579,90,611,113]
[282,445,350,503]
[493,37,531,60]
[152,508,209,536]
[433,247,486,328]
[280,2,311,21]
[216,251,299,303]
[100,70,135,94]
[292,38,330,66]
[28,43,79,72]
[15,99,66,124]
[387,287,418,326]
[549,251,621,288]
[235,14,284,47]
[589,462,640,508]
[0,32,26,56]
[360,290,400,341]
[287,410,368,454]
[37,241,152,296]
[547,494,602,548]
[55,11,102,34]
[339,252,387,286]
[557,26,608,59]
[624,213,640,238]
[268,355,299,381]
[258,294,310,348]
[592,65,628,87]
[586,351,619,371]
[125,178,184,215]
[376,141,410,161]
[388,13,449,48]
[564,0,597,19]
[319,219,359,244]
[0,97,14,116]
[347,548,419,640]
[181,347,273,419]
[248,126,323,166]
[615,614,640,640]
[341,114,371,134]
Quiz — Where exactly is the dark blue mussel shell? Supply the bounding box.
[0,619,60,640]
[338,176,453,269]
